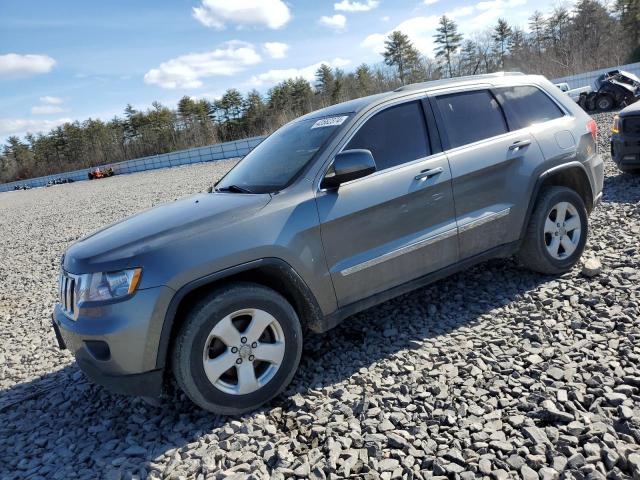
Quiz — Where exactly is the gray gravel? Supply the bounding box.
[1,112,639,480]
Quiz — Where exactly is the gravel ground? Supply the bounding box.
[1,112,639,480]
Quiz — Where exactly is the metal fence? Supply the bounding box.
[552,62,640,89]
[0,136,265,193]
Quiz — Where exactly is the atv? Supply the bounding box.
[579,70,640,112]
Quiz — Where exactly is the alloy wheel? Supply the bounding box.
[202,308,285,395]
[543,201,582,260]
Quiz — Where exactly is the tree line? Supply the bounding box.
[1,0,638,184]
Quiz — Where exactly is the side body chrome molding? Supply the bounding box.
[340,229,457,276]
[458,207,511,233]
[339,207,511,276]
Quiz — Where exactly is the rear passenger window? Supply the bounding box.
[436,90,508,149]
[494,86,564,130]
[346,101,430,171]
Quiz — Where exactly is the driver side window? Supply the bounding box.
[345,100,431,171]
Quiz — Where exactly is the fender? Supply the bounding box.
[154,257,324,369]
[519,161,593,242]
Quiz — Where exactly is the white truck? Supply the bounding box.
[555,82,592,103]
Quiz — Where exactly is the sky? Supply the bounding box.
[0,0,567,143]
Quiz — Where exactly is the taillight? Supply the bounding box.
[612,115,620,134]
[587,118,597,142]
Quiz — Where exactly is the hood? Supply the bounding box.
[63,192,271,274]
[620,99,640,117]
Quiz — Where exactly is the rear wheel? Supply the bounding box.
[517,187,588,274]
[172,283,303,414]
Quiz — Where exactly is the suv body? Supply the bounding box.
[611,101,640,172]
[53,73,603,413]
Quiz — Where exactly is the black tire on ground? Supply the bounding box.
[517,186,589,275]
[172,282,303,415]
[596,94,614,111]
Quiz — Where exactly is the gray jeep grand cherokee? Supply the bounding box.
[53,73,603,414]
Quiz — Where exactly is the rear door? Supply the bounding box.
[315,98,458,307]
[430,88,547,259]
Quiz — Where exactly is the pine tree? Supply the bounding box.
[355,63,374,94]
[614,0,640,59]
[433,16,463,78]
[460,40,480,75]
[315,64,335,104]
[528,11,546,57]
[383,31,420,84]
[493,18,513,70]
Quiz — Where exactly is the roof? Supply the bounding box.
[297,92,394,120]
[297,71,533,121]
[394,71,525,92]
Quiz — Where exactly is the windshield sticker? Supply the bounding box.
[311,116,348,129]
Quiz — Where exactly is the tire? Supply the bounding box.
[596,94,614,111]
[517,186,588,275]
[172,282,303,415]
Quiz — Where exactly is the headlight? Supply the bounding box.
[77,268,142,303]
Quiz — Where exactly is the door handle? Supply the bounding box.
[414,167,443,181]
[509,139,531,151]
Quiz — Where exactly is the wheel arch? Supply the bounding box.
[155,258,324,370]
[521,162,594,241]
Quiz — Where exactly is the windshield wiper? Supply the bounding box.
[215,184,254,194]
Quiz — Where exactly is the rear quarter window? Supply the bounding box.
[435,90,508,149]
[494,85,564,130]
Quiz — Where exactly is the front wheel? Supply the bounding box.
[596,94,614,111]
[172,283,303,414]
[517,186,588,275]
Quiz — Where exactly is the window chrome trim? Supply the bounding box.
[339,227,457,276]
[458,207,511,233]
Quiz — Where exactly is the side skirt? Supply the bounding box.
[312,241,520,333]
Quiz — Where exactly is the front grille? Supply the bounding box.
[623,116,640,135]
[59,273,77,318]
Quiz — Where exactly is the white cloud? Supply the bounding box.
[362,15,440,55]
[144,41,262,89]
[423,0,439,4]
[192,0,291,30]
[334,0,379,12]
[381,15,390,21]
[31,105,66,115]
[0,53,56,78]
[446,6,475,18]
[249,58,351,86]
[263,42,290,59]
[476,0,526,10]
[30,96,68,115]
[320,14,347,30]
[40,96,63,105]
[454,0,528,32]
[0,118,71,138]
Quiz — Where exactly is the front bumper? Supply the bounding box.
[611,133,640,169]
[52,285,173,397]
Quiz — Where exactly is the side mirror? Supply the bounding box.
[322,149,376,189]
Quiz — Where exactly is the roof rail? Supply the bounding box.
[394,71,525,92]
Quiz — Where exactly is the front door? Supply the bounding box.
[315,99,458,307]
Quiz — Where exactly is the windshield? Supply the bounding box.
[216,115,350,193]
